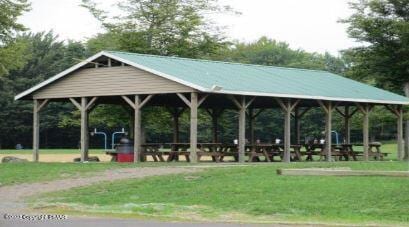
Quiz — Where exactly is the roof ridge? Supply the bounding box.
[104,50,329,74]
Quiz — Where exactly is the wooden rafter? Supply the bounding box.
[37,99,49,112]
[121,95,136,109]
[177,93,191,108]
[69,98,81,110]
[198,94,209,107]
[86,97,98,110]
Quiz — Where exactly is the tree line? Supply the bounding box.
[0,0,407,152]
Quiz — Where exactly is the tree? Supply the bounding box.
[0,0,30,76]
[81,0,234,57]
[0,32,88,148]
[218,37,347,73]
[341,0,409,159]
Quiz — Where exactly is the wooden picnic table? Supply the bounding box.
[303,144,348,161]
[345,143,388,160]
[303,142,387,161]
[142,143,225,162]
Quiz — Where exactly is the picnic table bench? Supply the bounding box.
[303,142,388,161]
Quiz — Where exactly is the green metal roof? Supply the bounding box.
[105,51,409,105]
[15,50,409,104]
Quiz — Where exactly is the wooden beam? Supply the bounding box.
[274,98,287,112]
[344,106,351,144]
[229,95,242,109]
[140,94,153,108]
[69,98,81,110]
[248,108,255,144]
[33,100,40,162]
[289,99,300,112]
[323,101,333,161]
[253,108,265,119]
[384,104,400,117]
[121,95,136,109]
[358,103,371,161]
[190,92,198,163]
[349,107,359,118]
[80,97,89,162]
[107,58,112,67]
[298,107,312,118]
[177,93,191,108]
[134,95,141,162]
[238,96,246,163]
[335,107,346,117]
[405,121,409,160]
[86,97,98,110]
[317,100,328,113]
[198,94,209,107]
[283,101,291,163]
[37,99,49,112]
[32,99,49,162]
[397,106,404,160]
[245,97,256,109]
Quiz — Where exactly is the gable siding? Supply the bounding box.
[32,66,194,99]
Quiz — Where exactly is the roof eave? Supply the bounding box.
[209,90,409,105]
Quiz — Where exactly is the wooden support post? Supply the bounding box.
[176,93,207,163]
[318,100,334,162]
[385,105,405,160]
[325,103,333,162]
[238,97,246,163]
[276,98,299,163]
[190,92,198,163]
[356,103,372,161]
[80,97,89,162]
[32,99,49,162]
[230,96,255,163]
[397,106,404,160]
[405,120,409,160]
[134,95,141,162]
[284,103,292,162]
[248,108,255,144]
[70,97,98,162]
[344,106,351,144]
[33,100,40,162]
[121,95,153,162]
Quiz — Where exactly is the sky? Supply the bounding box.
[19,0,359,55]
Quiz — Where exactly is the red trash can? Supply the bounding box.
[117,153,134,162]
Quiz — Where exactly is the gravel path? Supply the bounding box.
[0,167,201,213]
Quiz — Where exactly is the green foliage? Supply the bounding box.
[0,0,30,76]
[0,32,88,148]
[218,37,347,73]
[341,0,409,94]
[81,0,233,57]
[0,0,30,44]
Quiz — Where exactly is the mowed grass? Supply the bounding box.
[33,162,409,225]
[0,162,134,186]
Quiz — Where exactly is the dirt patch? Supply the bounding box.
[0,167,201,213]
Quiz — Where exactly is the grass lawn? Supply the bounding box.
[0,162,134,186]
[31,161,409,226]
